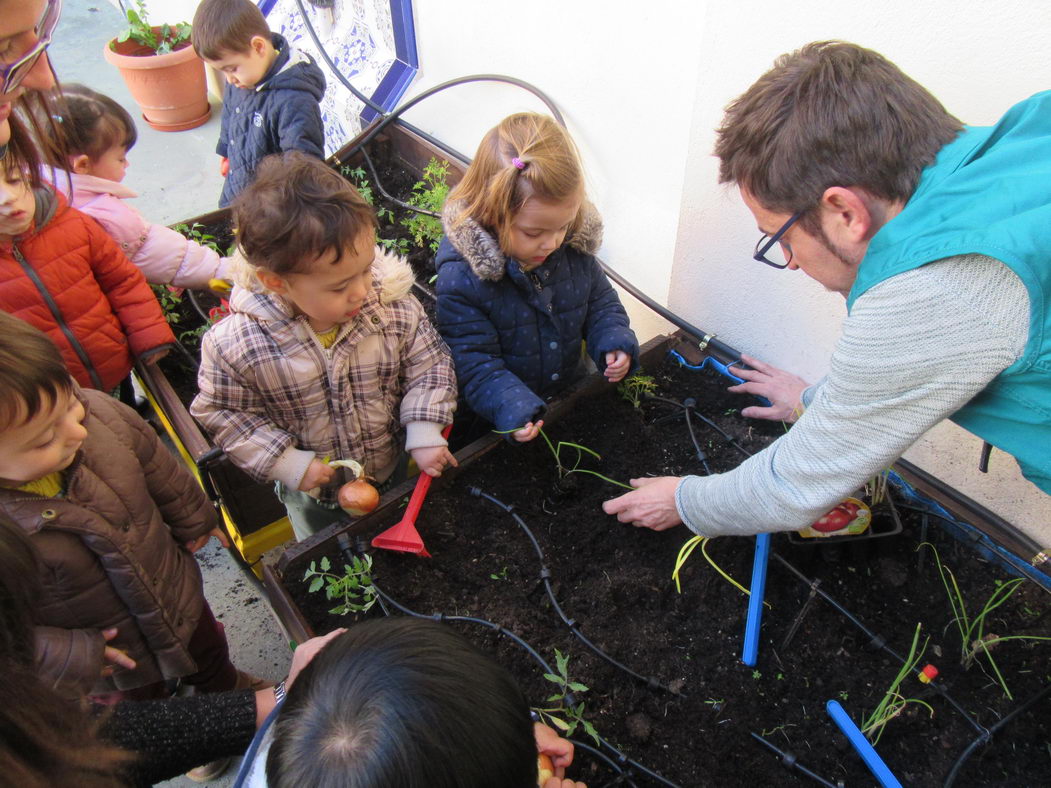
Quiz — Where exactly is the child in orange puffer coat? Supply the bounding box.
[1,162,173,391]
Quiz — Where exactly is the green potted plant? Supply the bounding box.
[102,0,210,131]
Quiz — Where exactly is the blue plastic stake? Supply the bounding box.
[742,533,771,666]
[826,700,903,788]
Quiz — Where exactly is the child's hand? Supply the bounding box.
[298,459,336,492]
[411,445,458,477]
[513,420,544,443]
[184,527,231,553]
[604,350,631,383]
[219,156,230,177]
[100,627,137,677]
[535,722,575,773]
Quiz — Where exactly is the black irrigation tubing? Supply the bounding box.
[749,732,843,788]
[771,551,986,736]
[469,487,686,698]
[335,534,678,788]
[568,738,635,786]
[645,394,751,459]
[680,405,713,476]
[942,680,1051,787]
[185,288,212,325]
[359,147,439,218]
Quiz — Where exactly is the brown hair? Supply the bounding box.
[0,517,133,788]
[448,112,586,252]
[4,87,67,188]
[55,83,137,161]
[233,152,377,277]
[714,41,962,228]
[192,0,272,60]
[0,312,72,430]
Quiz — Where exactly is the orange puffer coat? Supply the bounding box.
[0,188,174,391]
[0,389,218,698]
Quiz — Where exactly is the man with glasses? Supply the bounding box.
[0,0,61,154]
[604,40,1050,538]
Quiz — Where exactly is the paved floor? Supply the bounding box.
[51,6,293,786]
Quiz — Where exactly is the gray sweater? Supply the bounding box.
[675,254,1029,537]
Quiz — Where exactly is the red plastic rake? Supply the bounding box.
[371,425,452,557]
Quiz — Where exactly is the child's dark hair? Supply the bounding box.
[266,618,537,788]
[57,84,137,162]
[0,313,72,430]
[192,0,272,60]
[233,152,377,277]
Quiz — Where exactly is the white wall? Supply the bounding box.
[402,0,1051,537]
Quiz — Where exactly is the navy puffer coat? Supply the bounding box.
[435,200,639,433]
[217,34,326,207]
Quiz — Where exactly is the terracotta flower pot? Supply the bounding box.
[103,29,211,132]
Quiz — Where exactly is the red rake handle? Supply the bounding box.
[396,423,453,527]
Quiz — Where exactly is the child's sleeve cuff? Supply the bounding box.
[404,421,448,451]
[270,446,316,491]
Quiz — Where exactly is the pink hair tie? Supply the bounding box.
[511,157,526,170]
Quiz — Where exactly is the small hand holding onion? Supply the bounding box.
[328,459,380,516]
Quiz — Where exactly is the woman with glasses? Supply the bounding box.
[0,0,62,176]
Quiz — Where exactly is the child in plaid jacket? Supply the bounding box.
[192,153,457,539]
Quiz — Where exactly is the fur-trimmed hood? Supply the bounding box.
[438,198,604,282]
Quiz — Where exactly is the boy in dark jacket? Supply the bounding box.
[192,0,326,207]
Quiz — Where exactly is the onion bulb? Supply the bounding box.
[337,478,379,516]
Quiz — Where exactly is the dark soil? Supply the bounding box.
[282,359,1050,788]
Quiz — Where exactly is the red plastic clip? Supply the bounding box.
[918,664,939,684]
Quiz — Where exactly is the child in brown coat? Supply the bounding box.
[0,312,259,702]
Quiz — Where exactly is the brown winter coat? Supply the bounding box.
[0,389,218,698]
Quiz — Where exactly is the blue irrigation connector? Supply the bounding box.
[826,700,903,788]
[667,349,772,407]
[742,533,771,666]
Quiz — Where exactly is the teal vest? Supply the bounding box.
[847,91,1051,493]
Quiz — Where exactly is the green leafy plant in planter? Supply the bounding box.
[303,554,378,616]
[116,0,191,55]
[860,623,934,744]
[922,543,1051,699]
[401,158,450,253]
[532,649,600,744]
[618,372,658,408]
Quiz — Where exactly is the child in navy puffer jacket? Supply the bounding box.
[192,0,326,207]
[435,112,639,443]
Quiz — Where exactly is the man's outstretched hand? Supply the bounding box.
[602,476,683,530]
[728,354,810,421]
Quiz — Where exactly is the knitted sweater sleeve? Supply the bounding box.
[674,255,1029,537]
[100,689,257,787]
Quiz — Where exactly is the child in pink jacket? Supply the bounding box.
[47,83,231,290]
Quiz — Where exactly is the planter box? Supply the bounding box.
[261,334,1050,788]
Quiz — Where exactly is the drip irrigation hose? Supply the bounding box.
[646,394,751,458]
[680,406,713,475]
[749,732,844,788]
[470,487,685,698]
[185,288,212,324]
[360,147,439,218]
[942,680,1051,787]
[599,262,742,365]
[772,551,986,735]
[335,533,677,788]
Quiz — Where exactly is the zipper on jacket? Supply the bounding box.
[12,244,105,389]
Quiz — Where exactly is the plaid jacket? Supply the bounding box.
[191,249,456,502]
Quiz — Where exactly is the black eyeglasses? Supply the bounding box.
[753,210,802,269]
[1,0,62,94]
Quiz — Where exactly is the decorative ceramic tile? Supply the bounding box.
[261,0,418,155]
